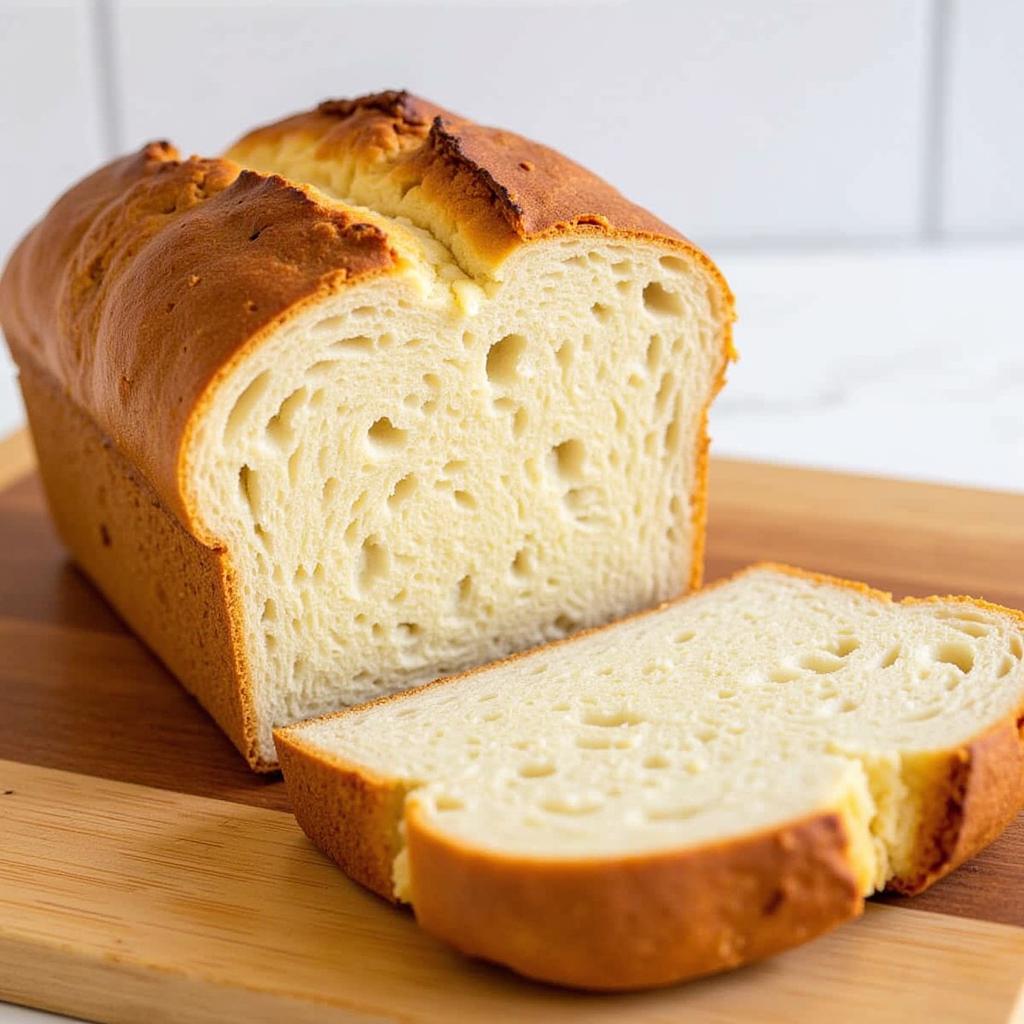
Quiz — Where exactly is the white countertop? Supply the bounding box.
[3,242,1023,1023]
[710,243,1024,493]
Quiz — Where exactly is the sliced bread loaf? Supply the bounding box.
[0,91,734,769]
[275,564,1024,990]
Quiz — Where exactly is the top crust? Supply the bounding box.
[234,90,693,244]
[229,91,730,284]
[1,90,734,544]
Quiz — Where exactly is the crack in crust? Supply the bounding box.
[317,89,432,129]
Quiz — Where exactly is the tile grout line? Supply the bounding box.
[921,0,952,244]
[89,0,122,157]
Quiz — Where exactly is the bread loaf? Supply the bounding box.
[0,92,734,769]
[275,564,1024,989]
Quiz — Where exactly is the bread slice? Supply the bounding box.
[275,564,1024,990]
[0,91,734,769]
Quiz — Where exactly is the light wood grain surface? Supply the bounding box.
[2,760,1023,1024]
[1,430,1023,1023]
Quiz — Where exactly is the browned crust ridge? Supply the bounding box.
[274,563,1024,989]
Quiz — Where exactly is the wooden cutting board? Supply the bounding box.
[1,428,1022,1024]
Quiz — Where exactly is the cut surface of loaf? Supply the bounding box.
[0,91,734,769]
[276,564,1024,990]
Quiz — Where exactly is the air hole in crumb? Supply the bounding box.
[643,753,670,770]
[359,538,388,589]
[950,620,989,638]
[612,401,627,433]
[556,340,574,374]
[435,795,464,812]
[396,622,421,642]
[582,708,645,728]
[486,333,527,387]
[611,259,632,276]
[307,360,339,379]
[771,667,802,683]
[512,406,528,437]
[659,255,689,274]
[321,473,342,505]
[1011,636,1023,659]
[800,652,845,674]
[226,371,271,440]
[646,335,663,372]
[453,489,477,509]
[831,636,861,657]
[554,613,577,633]
[511,548,532,579]
[266,387,307,449]
[312,315,348,336]
[900,706,943,723]
[388,473,418,508]
[674,631,696,645]
[518,762,556,779]
[456,575,473,604]
[934,641,975,673]
[997,655,1014,678]
[936,608,989,624]
[551,438,585,481]
[591,302,612,324]
[239,465,257,512]
[655,372,675,415]
[643,281,685,317]
[367,417,407,449]
[880,646,901,669]
[541,796,602,816]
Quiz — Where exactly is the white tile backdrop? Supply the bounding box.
[1,0,1022,491]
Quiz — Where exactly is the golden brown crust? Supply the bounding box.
[275,729,408,897]
[0,142,397,532]
[275,560,1024,988]
[405,805,860,990]
[231,89,694,245]
[889,717,1024,895]
[17,355,264,767]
